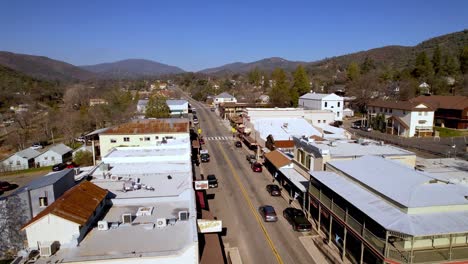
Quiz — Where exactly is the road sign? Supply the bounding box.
[198,128,202,134]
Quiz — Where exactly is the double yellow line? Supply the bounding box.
[216,141,284,264]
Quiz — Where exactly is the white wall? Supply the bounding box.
[25,214,81,249]
[303,111,335,125]
[36,151,62,167]
[299,95,343,121]
[1,155,29,171]
[409,110,434,137]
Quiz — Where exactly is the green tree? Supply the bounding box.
[73,150,93,166]
[442,55,460,76]
[347,62,360,81]
[413,52,434,79]
[292,65,310,96]
[248,67,262,86]
[360,57,376,74]
[432,45,443,75]
[269,68,290,107]
[145,95,171,118]
[460,46,468,74]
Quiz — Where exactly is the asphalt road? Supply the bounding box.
[188,99,316,264]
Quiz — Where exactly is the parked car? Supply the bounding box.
[193,115,199,125]
[266,184,281,196]
[0,181,13,191]
[52,163,67,171]
[210,107,215,112]
[30,143,43,150]
[258,205,278,222]
[200,150,210,162]
[351,123,361,129]
[75,136,86,143]
[207,174,218,188]
[235,141,242,148]
[66,161,77,169]
[251,162,262,172]
[283,208,312,232]
[246,154,256,163]
[361,126,372,132]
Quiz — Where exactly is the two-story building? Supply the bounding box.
[410,95,468,129]
[367,100,434,137]
[99,119,190,156]
[299,93,344,121]
[166,99,189,117]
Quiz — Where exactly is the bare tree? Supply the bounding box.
[0,195,29,258]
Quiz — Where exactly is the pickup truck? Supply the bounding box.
[283,208,312,232]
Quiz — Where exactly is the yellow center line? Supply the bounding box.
[216,140,284,264]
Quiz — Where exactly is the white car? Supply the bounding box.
[75,136,86,143]
[30,144,43,150]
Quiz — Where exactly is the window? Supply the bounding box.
[306,155,311,170]
[9,161,13,165]
[16,161,20,166]
[123,137,130,142]
[139,138,143,141]
[325,102,328,107]
[110,139,117,143]
[424,112,428,116]
[44,157,48,160]
[144,137,150,141]
[389,109,392,113]
[337,102,341,107]
[39,197,48,207]
[337,112,340,117]
[166,136,174,139]
[418,112,422,116]
[51,156,55,161]
[155,136,159,140]
[323,120,326,123]
[403,110,406,115]
[318,120,321,123]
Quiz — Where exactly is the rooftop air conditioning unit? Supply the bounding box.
[122,213,133,224]
[178,211,189,221]
[111,175,119,181]
[39,241,58,257]
[97,221,109,231]
[156,218,167,228]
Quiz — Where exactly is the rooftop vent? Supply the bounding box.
[122,213,133,224]
[178,211,189,221]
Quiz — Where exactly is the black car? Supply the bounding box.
[235,141,242,148]
[283,208,312,232]
[0,181,13,191]
[52,163,67,171]
[266,184,281,196]
[207,174,218,188]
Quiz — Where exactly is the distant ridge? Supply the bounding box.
[199,57,307,75]
[81,59,185,79]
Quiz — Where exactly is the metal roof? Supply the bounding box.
[264,150,292,169]
[13,169,75,194]
[279,168,308,193]
[299,93,342,100]
[215,92,235,99]
[102,119,189,135]
[312,170,468,236]
[327,156,468,208]
[43,143,72,156]
[14,148,41,160]
[166,99,188,106]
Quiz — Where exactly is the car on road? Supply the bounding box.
[246,154,256,163]
[200,150,210,162]
[193,115,199,125]
[235,141,242,148]
[258,205,278,222]
[351,123,361,129]
[0,181,15,192]
[251,162,262,172]
[30,143,43,150]
[266,184,281,196]
[361,126,372,132]
[283,208,312,232]
[210,107,215,112]
[207,174,218,188]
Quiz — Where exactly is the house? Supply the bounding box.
[292,136,416,171]
[1,148,40,171]
[166,99,189,117]
[298,93,344,121]
[214,92,237,105]
[343,108,354,117]
[98,118,190,156]
[367,100,434,137]
[137,99,149,114]
[22,181,108,249]
[410,95,468,129]
[258,95,270,104]
[308,156,468,264]
[35,143,73,167]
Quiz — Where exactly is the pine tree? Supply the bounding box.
[460,46,468,74]
[292,65,310,96]
[360,57,376,74]
[442,55,460,76]
[248,67,262,86]
[413,52,434,79]
[269,68,290,107]
[432,46,442,75]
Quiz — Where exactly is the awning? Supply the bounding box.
[264,150,292,169]
[279,168,309,193]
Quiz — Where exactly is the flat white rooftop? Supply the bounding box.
[37,201,198,263]
[252,118,321,141]
[327,156,468,208]
[415,157,468,185]
[294,136,414,157]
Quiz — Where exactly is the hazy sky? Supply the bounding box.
[0,0,467,71]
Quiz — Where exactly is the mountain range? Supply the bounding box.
[0,29,466,81]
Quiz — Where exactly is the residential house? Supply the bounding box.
[137,99,149,114]
[343,108,354,117]
[410,95,468,129]
[292,136,416,171]
[1,148,40,171]
[166,99,189,117]
[258,95,270,104]
[367,100,434,137]
[22,181,108,249]
[214,92,237,105]
[35,143,73,167]
[299,93,344,121]
[308,156,468,264]
[99,118,190,156]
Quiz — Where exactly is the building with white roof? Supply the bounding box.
[213,92,237,105]
[308,156,468,264]
[299,93,344,121]
[292,136,416,171]
[166,99,189,117]
[27,132,199,263]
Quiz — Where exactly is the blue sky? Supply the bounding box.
[0,0,467,71]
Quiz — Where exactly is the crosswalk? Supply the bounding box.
[204,136,236,141]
